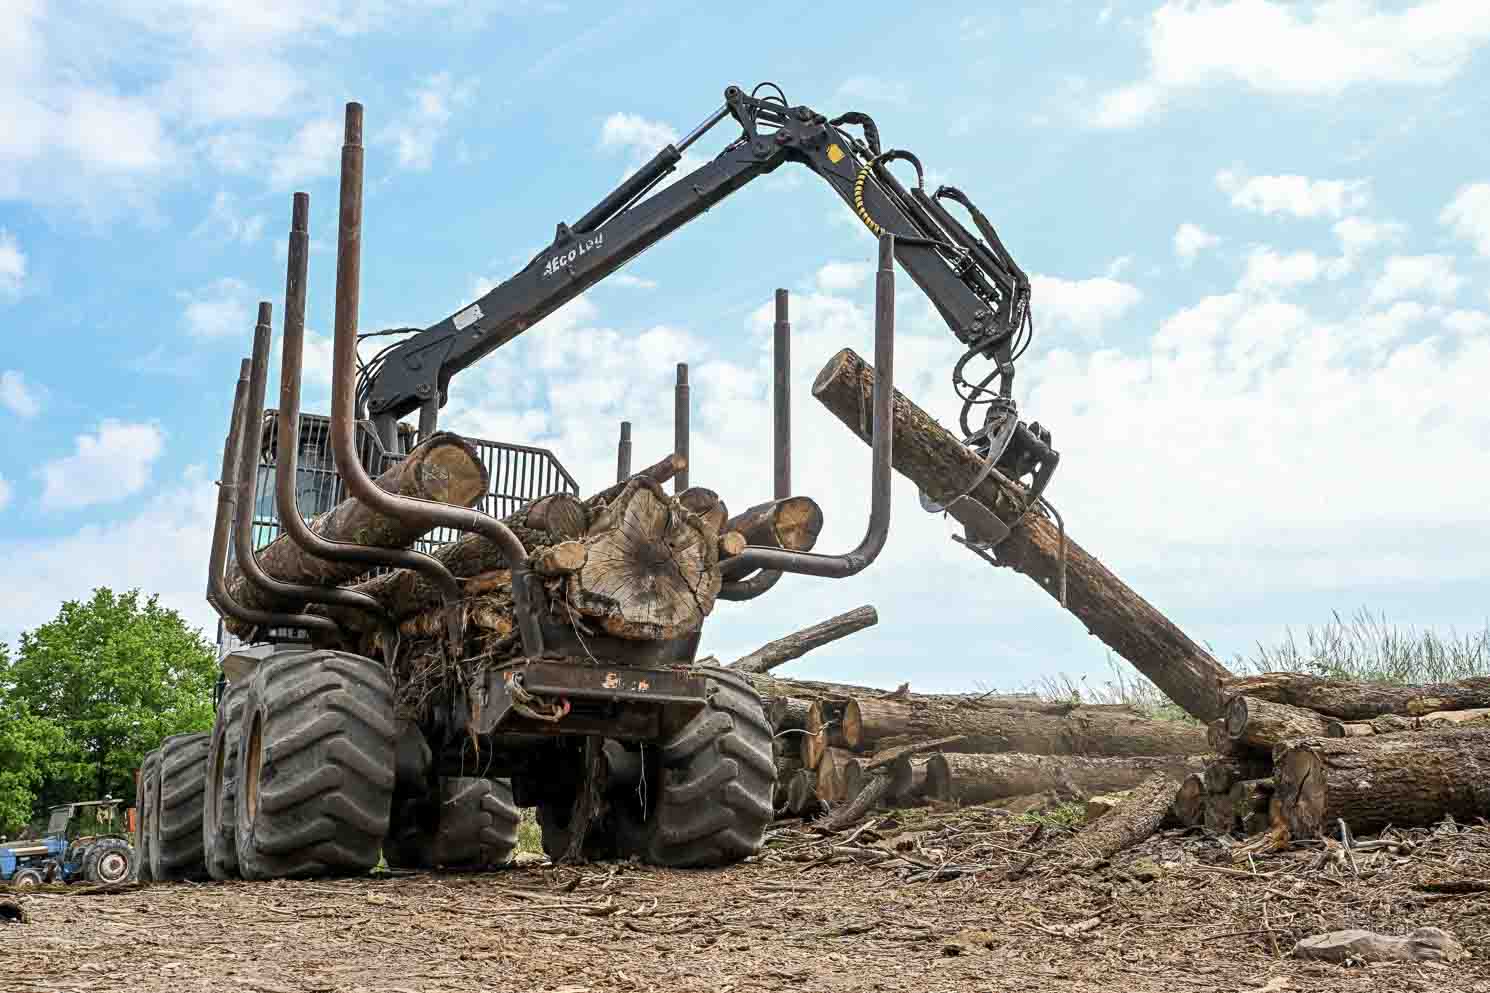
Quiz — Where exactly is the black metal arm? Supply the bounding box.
[357,85,1053,504]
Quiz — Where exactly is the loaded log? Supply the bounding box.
[812,347,1232,721]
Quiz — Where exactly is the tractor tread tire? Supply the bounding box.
[203,679,249,880]
[136,749,160,883]
[235,649,396,881]
[639,667,775,868]
[152,732,210,881]
[387,778,520,870]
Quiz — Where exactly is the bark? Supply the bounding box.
[1293,928,1466,965]
[821,771,896,831]
[1228,779,1274,837]
[728,605,879,675]
[769,696,812,732]
[531,541,587,576]
[924,753,952,802]
[843,694,1207,757]
[937,752,1203,806]
[1202,756,1273,795]
[1274,727,1490,837]
[224,431,488,632]
[1225,695,1332,750]
[893,757,934,803]
[1051,774,1178,866]
[524,493,589,540]
[677,487,728,536]
[812,347,1232,721]
[1327,707,1490,737]
[1203,790,1236,835]
[1172,774,1205,827]
[803,700,853,771]
[1223,671,1490,721]
[724,496,823,552]
[785,769,823,817]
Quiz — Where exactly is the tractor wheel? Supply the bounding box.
[203,677,249,880]
[150,732,210,881]
[386,778,519,871]
[11,867,44,890]
[136,749,160,883]
[234,649,396,880]
[619,667,775,868]
[83,838,135,885]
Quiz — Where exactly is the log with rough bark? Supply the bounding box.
[1273,727,1490,837]
[937,752,1203,806]
[785,769,822,817]
[719,497,824,580]
[1172,773,1206,827]
[813,347,1232,722]
[1327,707,1490,737]
[728,605,879,675]
[319,452,686,632]
[893,757,935,803]
[1230,778,1274,837]
[1225,695,1333,749]
[1048,774,1178,867]
[770,696,812,732]
[841,694,1207,757]
[924,753,952,802]
[803,700,853,770]
[1222,672,1490,721]
[1202,756,1273,796]
[224,431,489,633]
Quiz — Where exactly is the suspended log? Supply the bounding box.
[1274,728,1490,837]
[936,752,1203,806]
[224,431,488,633]
[1327,707,1490,737]
[1172,774,1205,827]
[728,605,879,675]
[812,347,1232,721]
[1225,696,1332,750]
[841,694,1207,757]
[1222,672,1490,721]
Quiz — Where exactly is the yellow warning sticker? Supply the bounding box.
[827,143,845,164]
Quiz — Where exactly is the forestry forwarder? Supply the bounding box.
[133,84,1055,883]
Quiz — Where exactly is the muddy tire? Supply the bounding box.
[135,749,160,883]
[150,732,210,881]
[387,778,519,870]
[203,678,248,880]
[625,667,775,868]
[83,838,135,885]
[11,867,43,890]
[234,649,396,880]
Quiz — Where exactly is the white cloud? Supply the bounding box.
[269,117,340,190]
[816,262,873,293]
[1333,216,1405,255]
[0,474,10,511]
[39,420,165,511]
[0,467,220,645]
[835,75,911,107]
[1371,254,1464,303]
[0,370,43,418]
[1030,274,1143,337]
[1441,182,1490,257]
[384,72,475,171]
[1095,0,1490,127]
[611,273,658,290]
[195,192,266,244]
[1445,310,1490,337]
[1217,170,1369,219]
[1173,222,1220,264]
[600,112,677,152]
[0,229,28,297]
[1239,247,1325,294]
[178,277,256,339]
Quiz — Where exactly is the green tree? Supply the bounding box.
[0,588,218,827]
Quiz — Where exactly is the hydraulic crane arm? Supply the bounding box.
[360,83,1058,511]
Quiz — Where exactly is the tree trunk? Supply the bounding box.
[1225,695,1333,749]
[1326,707,1490,738]
[936,752,1203,806]
[719,497,824,580]
[1273,728,1490,837]
[224,431,489,634]
[1202,756,1273,795]
[803,700,853,770]
[1222,672,1490,721]
[769,697,812,732]
[728,605,879,675]
[1051,773,1178,866]
[842,694,1207,757]
[1172,773,1205,827]
[812,347,1232,722]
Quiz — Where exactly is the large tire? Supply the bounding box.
[386,778,519,870]
[625,667,776,868]
[11,867,44,890]
[203,678,248,880]
[234,649,396,880]
[136,749,160,883]
[83,838,135,885]
[150,732,210,881]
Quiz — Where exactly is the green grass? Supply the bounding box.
[516,807,542,855]
[1011,800,1086,830]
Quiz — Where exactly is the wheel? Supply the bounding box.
[386,778,519,871]
[11,867,44,890]
[83,838,135,885]
[150,732,210,881]
[234,649,396,880]
[136,749,160,883]
[203,678,248,880]
[620,667,775,868]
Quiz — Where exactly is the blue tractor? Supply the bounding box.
[0,800,137,889]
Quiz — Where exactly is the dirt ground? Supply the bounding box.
[5,811,1490,993]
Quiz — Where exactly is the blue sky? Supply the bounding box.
[2,1,1489,694]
